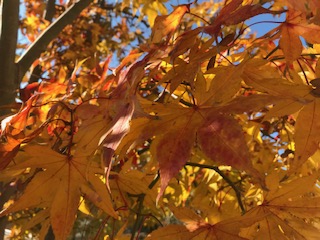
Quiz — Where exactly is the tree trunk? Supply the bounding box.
[0,1,94,238]
[0,0,19,113]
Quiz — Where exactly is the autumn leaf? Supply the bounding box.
[154,125,196,203]
[101,100,134,190]
[151,4,190,44]
[280,0,320,13]
[0,96,46,170]
[279,9,320,62]
[240,175,320,239]
[293,99,320,172]
[263,98,305,119]
[148,206,262,240]
[224,4,284,26]
[4,0,320,238]
[169,28,202,60]
[0,145,117,239]
[113,170,158,208]
[168,205,204,231]
[197,114,261,180]
[242,59,312,100]
[279,23,303,63]
[204,0,283,36]
[0,138,20,171]
[161,58,200,93]
[202,63,245,105]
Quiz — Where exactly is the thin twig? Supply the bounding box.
[185,162,246,214]
[130,174,160,240]
[17,0,94,80]
[297,59,310,85]
[264,45,280,60]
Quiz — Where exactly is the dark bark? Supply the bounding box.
[44,0,56,22]
[0,2,19,236]
[0,0,20,111]
[0,0,20,236]
[0,183,17,240]
[45,226,55,240]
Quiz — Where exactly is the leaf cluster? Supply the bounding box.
[1,0,320,239]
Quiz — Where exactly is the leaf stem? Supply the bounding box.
[271,53,320,61]
[130,174,160,240]
[185,162,246,214]
[264,45,280,60]
[297,59,310,85]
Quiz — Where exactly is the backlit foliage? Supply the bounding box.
[1,0,320,239]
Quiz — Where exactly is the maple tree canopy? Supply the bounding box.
[1,0,320,239]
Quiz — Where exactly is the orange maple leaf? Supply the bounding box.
[151,4,190,44]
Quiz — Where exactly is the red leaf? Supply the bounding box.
[101,101,134,190]
[224,5,284,26]
[197,114,259,177]
[155,127,196,202]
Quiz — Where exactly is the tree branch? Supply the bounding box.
[17,0,93,81]
[185,162,246,214]
[29,0,56,84]
[130,174,160,240]
[44,0,56,22]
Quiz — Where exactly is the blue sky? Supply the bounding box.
[17,1,287,71]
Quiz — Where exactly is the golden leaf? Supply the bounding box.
[151,4,190,44]
[0,145,117,239]
[279,23,303,63]
[293,99,320,172]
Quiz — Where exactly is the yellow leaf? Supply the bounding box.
[169,205,204,231]
[148,206,263,240]
[242,60,312,99]
[240,175,320,239]
[0,145,118,239]
[203,63,245,105]
[50,166,81,239]
[78,197,92,216]
[293,99,320,172]
[141,0,167,27]
[279,23,303,63]
[263,99,304,120]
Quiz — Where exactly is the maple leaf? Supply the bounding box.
[292,98,320,172]
[279,23,304,63]
[279,9,320,62]
[161,58,200,93]
[0,96,46,170]
[239,174,320,239]
[201,62,245,105]
[151,4,190,44]
[242,59,312,97]
[154,126,196,203]
[5,0,320,238]
[74,57,148,168]
[204,0,283,36]
[169,28,202,61]
[112,169,158,208]
[148,205,261,240]
[0,145,118,239]
[101,100,134,190]
[197,113,262,182]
